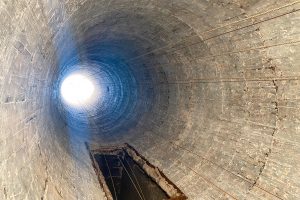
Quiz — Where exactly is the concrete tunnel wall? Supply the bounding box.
[0,0,299,199]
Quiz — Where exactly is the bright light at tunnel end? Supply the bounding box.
[60,73,96,107]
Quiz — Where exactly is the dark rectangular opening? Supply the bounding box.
[87,143,187,200]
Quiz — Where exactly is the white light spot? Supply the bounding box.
[60,73,95,107]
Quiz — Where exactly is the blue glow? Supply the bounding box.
[50,15,156,143]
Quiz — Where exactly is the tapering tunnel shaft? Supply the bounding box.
[0,0,299,199]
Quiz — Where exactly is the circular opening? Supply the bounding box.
[60,73,95,107]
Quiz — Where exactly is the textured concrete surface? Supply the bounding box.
[0,0,299,199]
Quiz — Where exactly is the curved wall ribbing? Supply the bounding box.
[0,0,299,199]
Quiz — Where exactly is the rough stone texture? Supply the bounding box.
[0,0,299,199]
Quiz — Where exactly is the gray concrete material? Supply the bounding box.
[0,0,299,199]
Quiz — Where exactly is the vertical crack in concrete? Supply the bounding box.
[271,79,279,139]
[38,144,50,200]
[41,169,49,200]
[249,79,279,191]
[3,187,7,199]
[54,186,63,199]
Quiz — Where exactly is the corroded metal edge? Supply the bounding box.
[85,143,113,200]
[124,143,187,200]
[87,142,187,200]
